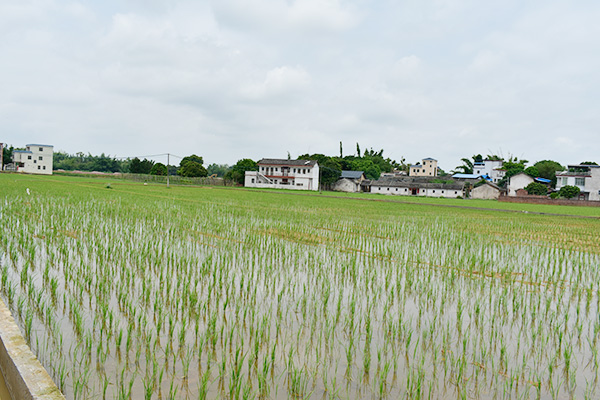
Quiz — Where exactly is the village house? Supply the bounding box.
[370,176,465,198]
[333,171,366,193]
[11,144,54,175]
[471,181,505,200]
[472,159,505,183]
[507,172,534,197]
[555,164,600,201]
[409,158,438,177]
[245,159,320,191]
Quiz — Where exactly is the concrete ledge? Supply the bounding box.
[0,298,65,400]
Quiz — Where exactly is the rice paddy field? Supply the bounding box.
[2,173,600,399]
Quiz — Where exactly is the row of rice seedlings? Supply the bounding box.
[1,185,600,399]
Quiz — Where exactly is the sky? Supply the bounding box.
[1,0,599,170]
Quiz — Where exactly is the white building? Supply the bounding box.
[245,159,320,191]
[473,160,505,183]
[555,164,600,201]
[507,172,534,197]
[409,158,438,177]
[12,144,54,175]
[370,177,464,198]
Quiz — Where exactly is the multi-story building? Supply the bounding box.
[12,144,54,175]
[409,158,438,177]
[245,159,320,191]
[473,159,505,183]
[555,164,600,201]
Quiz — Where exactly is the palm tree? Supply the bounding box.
[454,158,474,174]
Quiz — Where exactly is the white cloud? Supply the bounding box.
[242,66,310,100]
[210,0,360,33]
[1,0,600,169]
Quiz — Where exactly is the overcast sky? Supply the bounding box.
[2,0,599,170]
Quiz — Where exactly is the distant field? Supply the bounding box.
[2,173,600,399]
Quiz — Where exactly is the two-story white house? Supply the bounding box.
[473,159,505,183]
[555,164,600,201]
[245,159,320,191]
[12,144,54,175]
[409,158,438,177]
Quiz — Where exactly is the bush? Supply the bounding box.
[558,185,580,199]
[524,182,548,196]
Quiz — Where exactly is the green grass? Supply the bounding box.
[2,173,600,399]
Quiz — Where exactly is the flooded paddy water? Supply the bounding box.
[2,175,600,399]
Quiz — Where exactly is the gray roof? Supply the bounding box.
[371,177,464,190]
[258,158,318,167]
[340,170,364,179]
[14,150,33,153]
[422,157,437,161]
[26,144,54,147]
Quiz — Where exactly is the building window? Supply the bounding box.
[34,160,37,163]
[405,188,407,191]
[39,156,43,161]
[387,187,390,191]
[575,177,585,186]
[442,191,444,193]
[251,178,255,183]
[433,190,435,193]
[38,166,41,169]
[28,155,32,160]
[562,177,568,185]
[39,147,43,151]
[43,166,46,170]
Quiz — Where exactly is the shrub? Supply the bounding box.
[524,182,548,196]
[558,185,580,199]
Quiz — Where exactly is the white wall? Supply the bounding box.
[245,166,319,191]
[508,174,533,196]
[556,168,600,201]
[13,145,53,175]
[371,186,461,198]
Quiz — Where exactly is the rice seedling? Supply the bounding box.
[2,174,600,398]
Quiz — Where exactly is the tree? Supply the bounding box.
[558,185,580,199]
[178,161,207,177]
[298,154,341,184]
[581,161,598,165]
[454,158,474,174]
[206,163,230,177]
[224,159,258,184]
[525,182,548,196]
[524,166,539,178]
[129,157,154,174]
[356,143,361,157]
[180,155,204,167]
[533,160,564,187]
[351,158,380,180]
[150,163,167,176]
[2,145,14,167]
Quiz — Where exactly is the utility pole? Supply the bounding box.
[167,153,170,188]
[0,143,3,172]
